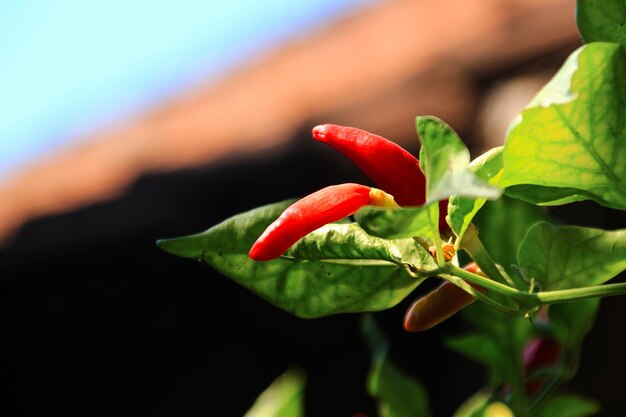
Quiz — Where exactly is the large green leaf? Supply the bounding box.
[448,147,504,240]
[362,316,431,417]
[244,370,306,417]
[416,116,502,204]
[577,0,626,48]
[158,201,432,318]
[355,205,433,240]
[532,394,599,417]
[500,43,626,210]
[517,222,626,290]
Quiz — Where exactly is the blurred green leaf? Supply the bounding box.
[416,116,501,204]
[549,299,600,379]
[550,299,599,350]
[244,370,306,417]
[577,0,626,48]
[445,334,506,386]
[533,394,599,417]
[451,302,533,391]
[517,222,626,290]
[448,147,504,240]
[158,200,433,318]
[362,316,431,417]
[500,43,626,210]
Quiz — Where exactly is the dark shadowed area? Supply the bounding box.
[2,127,626,416]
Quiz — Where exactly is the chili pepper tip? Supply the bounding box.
[311,125,328,140]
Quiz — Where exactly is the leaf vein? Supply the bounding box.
[554,106,626,199]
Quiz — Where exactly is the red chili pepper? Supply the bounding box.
[523,336,562,396]
[403,262,486,332]
[312,124,449,230]
[249,183,396,261]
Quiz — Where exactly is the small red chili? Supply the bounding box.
[249,183,396,261]
[312,124,449,231]
[403,262,486,332]
[312,124,426,206]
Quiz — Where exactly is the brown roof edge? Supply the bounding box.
[0,0,578,243]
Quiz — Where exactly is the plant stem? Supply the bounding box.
[428,203,445,266]
[536,282,626,303]
[447,263,626,307]
[445,263,529,300]
[459,223,525,289]
[441,273,522,315]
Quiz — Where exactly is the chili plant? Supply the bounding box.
[158,1,625,416]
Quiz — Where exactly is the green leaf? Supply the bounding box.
[244,369,306,417]
[473,195,548,276]
[286,223,433,271]
[445,334,506,385]
[452,303,533,390]
[550,299,599,350]
[452,395,515,417]
[369,360,431,417]
[362,316,431,417]
[416,116,502,204]
[549,299,600,379]
[577,0,626,48]
[355,205,433,240]
[533,394,599,417]
[158,200,431,318]
[517,222,626,290]
[504,184,593,207]
[448,147,504,239]
[500,43,626,210]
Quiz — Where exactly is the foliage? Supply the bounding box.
[159,1,626,415]
[243,370,306,417]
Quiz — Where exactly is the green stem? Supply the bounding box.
[444,263,529,300]
[536,282,626,303]
[427,203,445,266]
[459,223,525,289]
[446,264,626,307]
[441,274,521,315]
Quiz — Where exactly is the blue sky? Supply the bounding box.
[0,0,376,175]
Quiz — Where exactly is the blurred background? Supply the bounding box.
[2,0,625,415]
